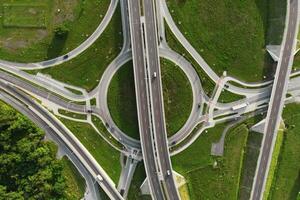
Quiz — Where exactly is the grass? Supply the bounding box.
[293,52,300,70]
[263,126,284,200]
[61,156,86,200]
[165,23,216,97]
[0,0,111,63]
[38,4,123,91]
[166,0,286,82]
[267,103,300,200]
[161,58,193,137]
[90,98,97,106]
[178,184,190,200]
[171,122,248,199]
[107,61,139,140]
[127,163,152,200]
[58,109,87,120]
[91,115,123,150]
[218,89,245,103]
[3,4,47,28]
[59,118,121,183]
[238,132,263,200]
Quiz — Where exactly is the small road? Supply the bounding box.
[143,0,180,198]
[0,81,124,200]
[251,0,299,199]
[0,0,119,70]
[127,0,165,199]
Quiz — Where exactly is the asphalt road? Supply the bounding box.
[251,0,299,199]
[0,82,123,200]
[142,0,180,199]
[127,0,165,199]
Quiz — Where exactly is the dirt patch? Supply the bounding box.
[53,0,80,25]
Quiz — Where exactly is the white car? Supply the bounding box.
[153,72,157,78]
[97,175,103,181]
[167,170,171,176]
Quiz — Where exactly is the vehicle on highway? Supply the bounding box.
[96,175,103,182]
[167,170,171,176]
[153,72,157,78]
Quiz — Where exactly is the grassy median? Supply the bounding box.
[166,0,286,82]
[0,0,110,63]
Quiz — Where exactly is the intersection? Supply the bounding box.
[0,0,299,199]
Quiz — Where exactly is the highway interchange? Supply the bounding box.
[0,0,299,199]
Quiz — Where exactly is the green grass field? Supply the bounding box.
[3,4,47,28]
[107,59,193,139]
[166,0,286,82]
[38,5,123,91]
[107,61,139,140]
[62,156,86,200]
[172,122,248,199]
[59,118,121,183]
[0,0,111,62]
[161,58,193,137]
[268,103,300,200]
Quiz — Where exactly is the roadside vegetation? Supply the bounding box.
[61,156,86,200]
[58,109,87,120]
[218,89,245,103]
[127,163,151,200]
[0,0,110,63]
[238,132,263,200]
[171,117,261,199]
[166,0,286,82]
[268,103,300,199]
[59,118,121,183]
[34,5,123,91]
[0,101,84,199]
[293,52,300,70]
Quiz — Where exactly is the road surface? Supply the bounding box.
[142,0,180,198]
[127,0,165,199]
[251,0,299,199]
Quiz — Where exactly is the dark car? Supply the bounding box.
[63,54,69,59]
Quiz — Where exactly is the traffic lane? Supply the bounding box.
[127,0,164,199]
[0,83,122,200]
[143,0,179,198]
[252,0,298,198]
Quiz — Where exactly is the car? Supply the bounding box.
[167,170,171,176]
[87,109,93,113]
[153,72,157,78]
[63,54,69,59]
[96,174,103,181]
